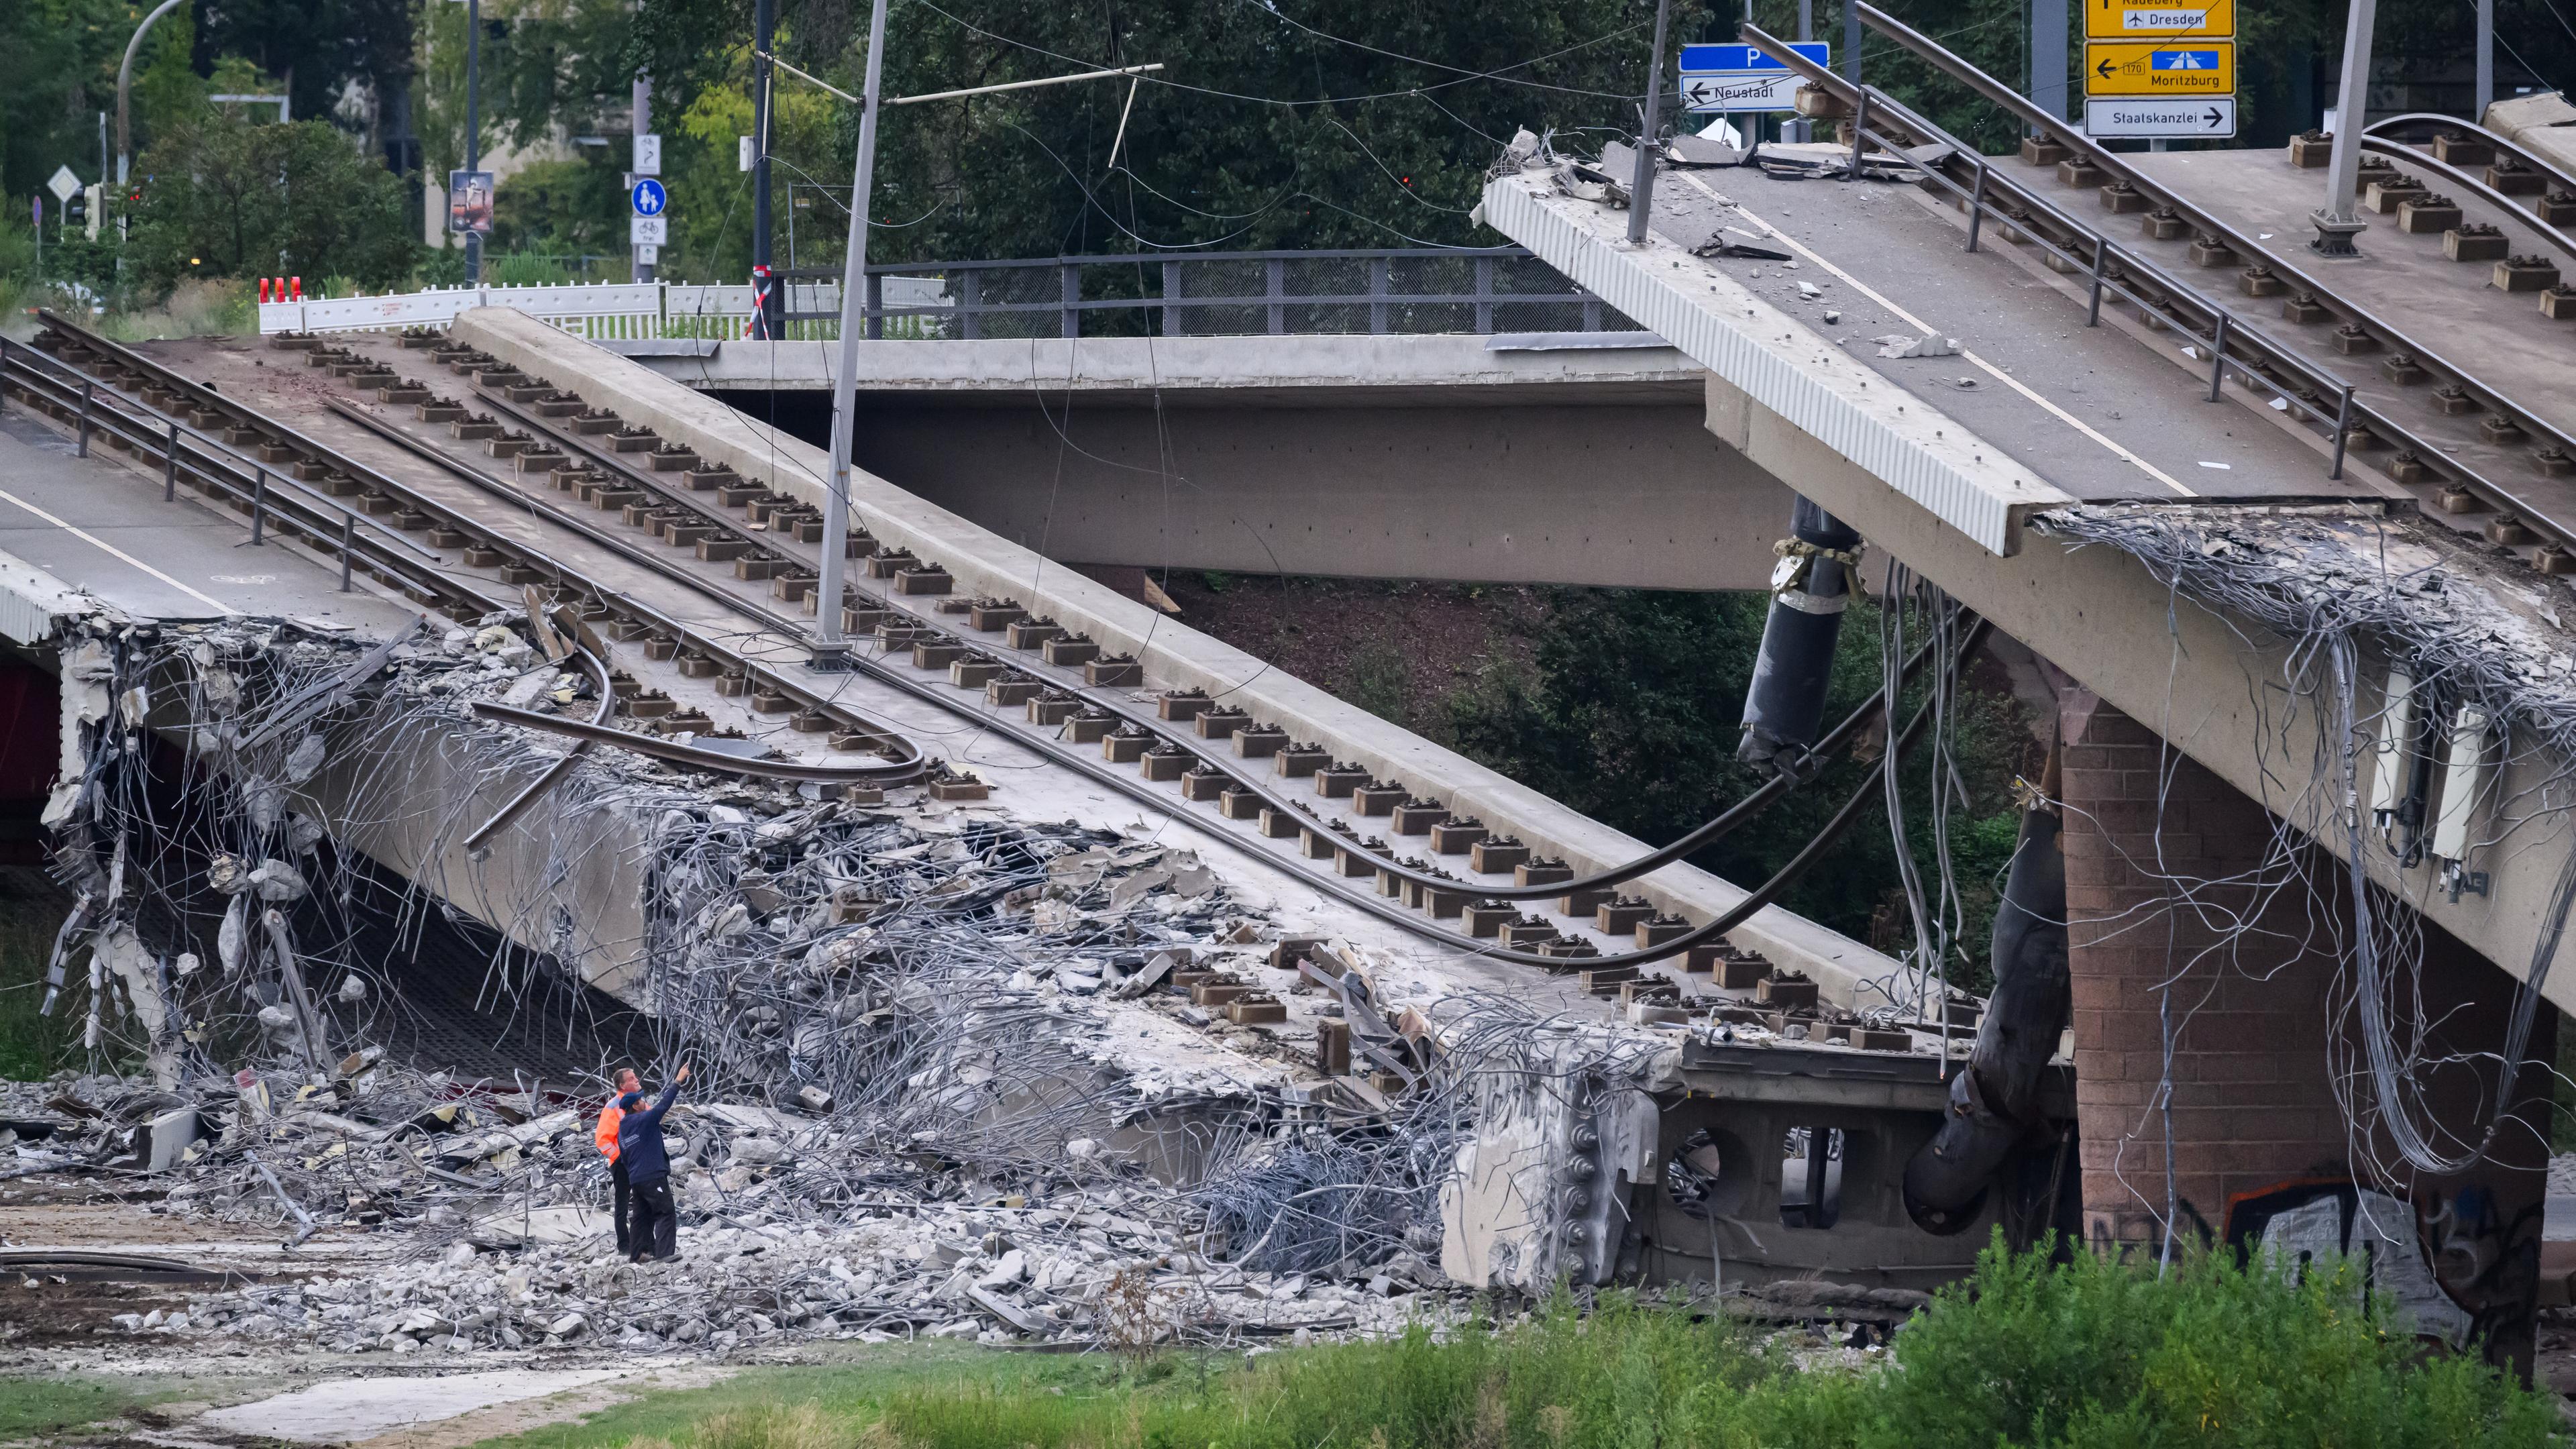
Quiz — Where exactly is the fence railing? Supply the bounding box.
[256,248,1634,340]
[793,248,1635,340]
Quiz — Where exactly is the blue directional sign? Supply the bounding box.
[1680,42,1829,112]
[1678,42,1829,73]
[630,178,668,217]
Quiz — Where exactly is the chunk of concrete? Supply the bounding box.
[142,1106,200,1173]
[466,1205,613,1249]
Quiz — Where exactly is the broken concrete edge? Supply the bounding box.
[2483,92,2576,181]
[620,331,1706,399]
[1477,164,2076,560]
[0,545,103,647]
[43,602,655,1000]
[450,306,1908,1006]
[1715,368,2576,1009]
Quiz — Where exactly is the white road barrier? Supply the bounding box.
[254,279,939,339]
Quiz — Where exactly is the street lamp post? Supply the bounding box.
[115,0,189,187]
[465,0,483,285]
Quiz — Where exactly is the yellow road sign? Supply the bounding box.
[2085,0,2235,40]
[2084,40,2234,97]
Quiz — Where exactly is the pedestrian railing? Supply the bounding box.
[256,248,1634,341]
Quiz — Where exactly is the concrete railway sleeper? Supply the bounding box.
[2365,113,2576,213]
[451,379,1956,908]
[314,398,929,778]
[1742,14,2576,576]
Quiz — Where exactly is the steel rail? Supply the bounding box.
[458,374,1988,969]
[322,399,924,769]
[459,642,615,851]
[32,311,524,557]
[478,367,1964,908]
[1735,29,2362,439]
[0,352,493,610]
[1735,19,2576,557]
[471,700,938,784]
[0,343,445,565]
[1837,5,2576,486]
[354,358,1777,967]
[2365,112,2576,205]
[26,321,1721,979]
[2351,135,2576,261]
[426,337,1990,979]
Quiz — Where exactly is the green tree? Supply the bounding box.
[126,111,417,288]
[1448,589,2030,987]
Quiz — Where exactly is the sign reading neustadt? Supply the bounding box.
[1678,42,1829,115]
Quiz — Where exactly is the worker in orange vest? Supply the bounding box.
[594,1067,641,1254]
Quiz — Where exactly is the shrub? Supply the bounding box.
[125,112,417,291]
[1870,1234,2561,1448]
[843,1238,2558,1449]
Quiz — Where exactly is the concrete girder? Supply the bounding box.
[633,334,1788,592]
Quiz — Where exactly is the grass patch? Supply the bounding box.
[468,1351,1107,1449]
[470,1237,2559,1449]
[0,1373,212,1439]
[0,888,76,1081]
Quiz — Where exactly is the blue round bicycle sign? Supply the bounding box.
[631,178,667,217]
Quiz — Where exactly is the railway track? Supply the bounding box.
[7,312,1965,1041]
[1746,7,2576,576]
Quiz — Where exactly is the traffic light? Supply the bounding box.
[63,189,86,231]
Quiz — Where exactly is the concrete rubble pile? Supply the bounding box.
[12,610,1506,1353]
[2,1074,1448,1354]
[20,603,1914,1352]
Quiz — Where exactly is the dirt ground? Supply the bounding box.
[0,1177,376,1350]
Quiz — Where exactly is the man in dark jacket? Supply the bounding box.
[615,1063,689,1263]
[595,1068,641,1254]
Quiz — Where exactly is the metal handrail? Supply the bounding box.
[776,244,1619,338]
[1737,27,2375,447]
[1838,3,2576,490]
[0,335,446,574]
[807,245,1546,276]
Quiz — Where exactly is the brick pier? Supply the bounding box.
[2056,688,2550,1362]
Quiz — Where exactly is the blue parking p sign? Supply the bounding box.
[1679,42,1829,113]
[631,178,668,217]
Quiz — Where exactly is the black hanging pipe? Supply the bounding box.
[1737,495,1863,775]
[1902,745,2072,1233]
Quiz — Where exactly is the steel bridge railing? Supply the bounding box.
[786,246,1638,340]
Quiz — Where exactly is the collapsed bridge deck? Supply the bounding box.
[0,309,2053,1299]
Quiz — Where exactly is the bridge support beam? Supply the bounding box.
[2057,687,2551,1367]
